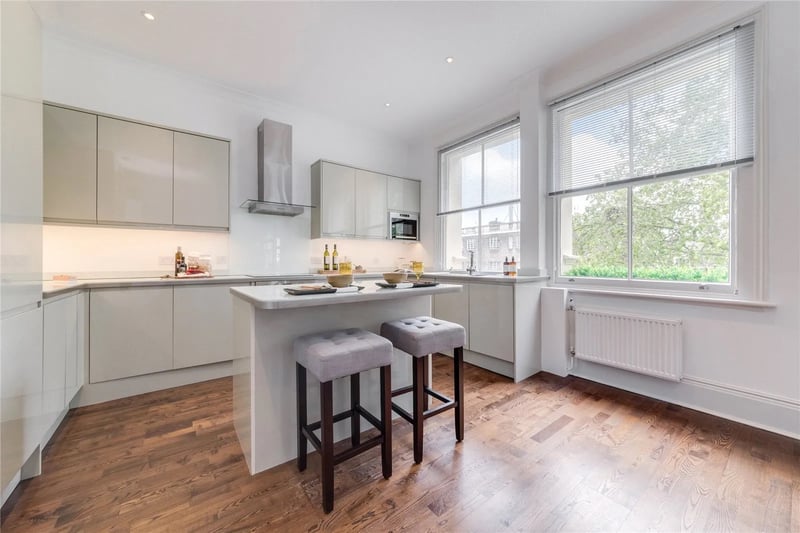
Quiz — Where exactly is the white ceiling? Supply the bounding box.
[31,1,696,142]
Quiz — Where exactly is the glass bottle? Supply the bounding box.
[332,244,339,271]
[175,246,184,276]
[323,244,330,271]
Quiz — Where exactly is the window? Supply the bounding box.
[551,23,755,290]
[439,120,521,272]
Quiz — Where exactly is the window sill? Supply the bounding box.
[553,285,775,309]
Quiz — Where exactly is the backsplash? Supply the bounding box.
[42,225,230,277]
[43,225,432,279]
[308,238,430,273]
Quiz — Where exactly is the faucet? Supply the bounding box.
[466,250,476,274]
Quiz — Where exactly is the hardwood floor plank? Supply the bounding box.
[2,360,796,532]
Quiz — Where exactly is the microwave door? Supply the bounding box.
[391,219,417,240]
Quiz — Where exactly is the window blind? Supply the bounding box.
[550,22,755,197]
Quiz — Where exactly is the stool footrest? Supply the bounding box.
[391,403,414,424]
[302,405,385,454]
[333,435,383,466]
[425,387,450,405]
[391,385,414,397]
[423,399,455,419]
[392,396,456,423]
[356,405,382,432]
[307,410,352,433]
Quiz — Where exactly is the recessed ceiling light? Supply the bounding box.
[384,103,391,108]
[142,11,156,21]
[445,57,454,64]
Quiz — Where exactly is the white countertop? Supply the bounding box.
[41,272,385,298]
[230,282,462,310]
[422,272,549,284]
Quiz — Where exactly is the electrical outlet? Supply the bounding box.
[158,256,173,266]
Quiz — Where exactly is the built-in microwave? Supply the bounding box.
[389,212,419,241]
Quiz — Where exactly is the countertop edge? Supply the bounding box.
[230,284,463,310]
[42,273,385,298]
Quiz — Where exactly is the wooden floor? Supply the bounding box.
[3,356,798,532]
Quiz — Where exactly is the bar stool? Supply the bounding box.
[380,317,465,463]
[294,328,393,513]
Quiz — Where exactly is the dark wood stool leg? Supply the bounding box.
[422,354,430,411]
[320,380,334,513]
[454,347,464,442]
[296,363,308,472]
[380,364,392,479]
[350,373,361,447]
[412,355,425,464]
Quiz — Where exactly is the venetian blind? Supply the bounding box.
[550,22,755,196]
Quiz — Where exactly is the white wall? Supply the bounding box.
[41,33,419,275]
[412,1,800,437]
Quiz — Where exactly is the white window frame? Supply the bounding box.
[549,15,764,299]
[437,118,521,273]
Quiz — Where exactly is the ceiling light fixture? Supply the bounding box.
[384,103,391,107]
[445,57,454,64]
[142,11,156,21]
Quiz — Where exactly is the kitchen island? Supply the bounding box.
[230,282,462,474]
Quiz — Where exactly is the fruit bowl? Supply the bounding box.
[382,271,408,284]
[326,274,353,288]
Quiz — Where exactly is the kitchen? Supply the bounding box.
[2,1,799,531]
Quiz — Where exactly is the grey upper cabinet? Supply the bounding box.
[173,132,229,229]
[97,116,174,225]
[43,105,97,222]
[312,160,414,240]
[312,161,356,238]
[44,105,231,230]
[355,169,388,238]
[387,176,420,213]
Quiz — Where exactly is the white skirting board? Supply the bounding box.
[71,361,233,408]
[571,358,800,440]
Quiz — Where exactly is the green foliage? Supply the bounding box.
[565,264,728,283]
[563,66,732,284]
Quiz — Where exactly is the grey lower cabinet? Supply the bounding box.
[469,283,514,362]
[43,105,97,222]
[173,283,247,368]
[433,279,543,382]
[431,285,470,350]
[90,287,173,383]
[97,117,174,225]
[43,294,78,428]
[90,284,247,383]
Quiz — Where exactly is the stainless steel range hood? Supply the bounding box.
[240,118,312,216]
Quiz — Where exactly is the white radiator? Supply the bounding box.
[573,307,683,382]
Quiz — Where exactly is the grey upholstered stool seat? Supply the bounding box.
[293,328,393,514]
[380,317,466,358]
[380,316,465,464]
[294,328,393,382]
